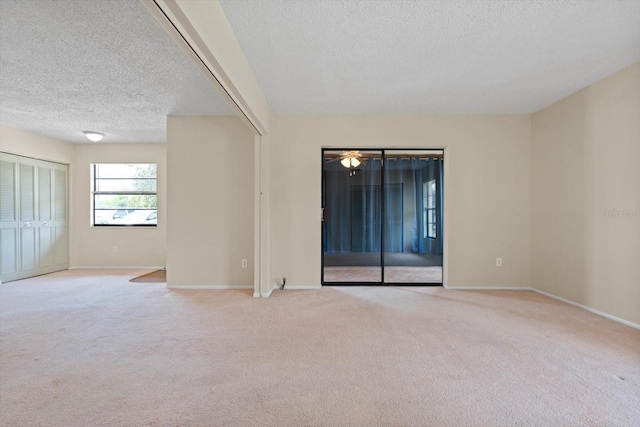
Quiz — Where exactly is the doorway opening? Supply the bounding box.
[322,149,443,285]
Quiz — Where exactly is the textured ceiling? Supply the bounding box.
[219,0,640,115]
[0,0,233,144]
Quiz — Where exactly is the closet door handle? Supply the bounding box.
[43,222,48,226]
[25,222,31,227]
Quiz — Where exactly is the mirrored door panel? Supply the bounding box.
[382,151,443,284]
[322,150,382,283]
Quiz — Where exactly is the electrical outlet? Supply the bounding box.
[113,246,118,253]
[242,259,248,268]
[496,257,502,267]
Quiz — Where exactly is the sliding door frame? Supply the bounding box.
[321,148,444,286]
[321,149,383,285]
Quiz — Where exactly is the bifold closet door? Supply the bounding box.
[0,153,69,282]
[0,153,20,282]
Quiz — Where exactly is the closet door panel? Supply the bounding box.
[37,162,55,274]
[0,153,20,282]
[53,164,68,271]
[1,229,19,281]
[18,158,38,279]
[19,227,37,278]
[38,226,55,274]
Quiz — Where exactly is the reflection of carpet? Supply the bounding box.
[130,270,166,283]
[323,266,443,283]
[324,252,442,267]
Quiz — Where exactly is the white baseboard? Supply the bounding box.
[443,286,638,329]
[282,285,322,290]
[70,266,165,270]
[167,285,252,290]
[531,288,640,330]
[444,286,530,290]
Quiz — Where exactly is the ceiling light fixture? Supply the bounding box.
[340,151,362,169]
[83,131,105,142]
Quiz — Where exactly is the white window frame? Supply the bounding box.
[423,179,436,239]
[91,163,157,227]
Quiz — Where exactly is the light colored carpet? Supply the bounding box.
[129,269,166,283]
[1,269,639,426]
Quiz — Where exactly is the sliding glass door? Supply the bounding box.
[322,149,443,285]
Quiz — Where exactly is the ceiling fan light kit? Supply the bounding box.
[340,157,360,168]
[339,151,363,169]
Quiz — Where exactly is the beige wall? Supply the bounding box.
[270,115,532,289]
[71,143,167,268]
[166,116,255,288]
[531,63,640,325]
[0,124,74,164]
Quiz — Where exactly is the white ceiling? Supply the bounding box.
[219,0,640,115]
[1,1,638,144]
[0,0,233,144]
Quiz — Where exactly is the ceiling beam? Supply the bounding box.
[141,0,274,136]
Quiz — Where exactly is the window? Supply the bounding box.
[423,180,436,239]
[92,163,157,226]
